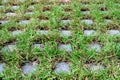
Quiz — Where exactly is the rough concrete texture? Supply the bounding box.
[22,62,38,75]
[54,62,70,74]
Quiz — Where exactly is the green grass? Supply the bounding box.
[0,0,120,80]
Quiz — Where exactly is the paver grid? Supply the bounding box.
[0,0,120,79]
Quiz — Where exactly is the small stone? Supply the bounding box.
[58,44,72,53]
[81,19,93,25]
[22,62,38,75]
[0,63,6,74]
[60,30,71,37]
[84,30,96,36]
[54,62,70,74]
[88,43,101,53]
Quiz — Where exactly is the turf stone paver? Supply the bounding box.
[0,0,120,79]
